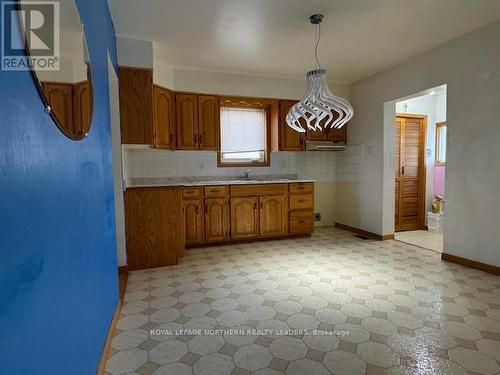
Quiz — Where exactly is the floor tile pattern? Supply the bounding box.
[106,228,500,375]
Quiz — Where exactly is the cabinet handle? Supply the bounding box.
[260,202,263,209]
[199,134,203,144]
[298,199,305,203]
[205,205,208,214]
[402,166,405,175]
[299,220,305,224]
[169,134,173,143]
[254,203,257,210]
[209,189,219,193]
[195,206,199,214]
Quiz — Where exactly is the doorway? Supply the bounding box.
[395,114,427,231]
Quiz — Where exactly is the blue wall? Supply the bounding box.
[0,1,119,374]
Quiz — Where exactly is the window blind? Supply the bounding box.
[220,107,266,161]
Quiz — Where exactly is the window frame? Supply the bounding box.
[217,96,274,167]
[435,121,447,165]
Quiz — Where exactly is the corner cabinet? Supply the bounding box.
[153,85,176,149]
[119,67,154,144]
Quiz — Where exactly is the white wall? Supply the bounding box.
[108,54,127,267]
[116,36,153,68]
[339,20,500,266]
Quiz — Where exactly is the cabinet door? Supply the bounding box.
[230,196,259,240]
[306,127,328,141]
[176,93,199,150]
[42,82,74,136]
[184,199,204,246]
[125,187,184,270]
[73,81,92,138]
[205,198,228,243]
[153,85,176,149]
[259,195,288,237]
[119,67,153,144]
[328,126,346,143]
[198,95,219,150]
[279,100,304,151]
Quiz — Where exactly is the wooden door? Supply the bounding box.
[119,67,153,144]
[198,95,219,150]
[230,196,259,240]
[395,115,426,231]
[205,198,228,242]
[153,85,176,149]
[42,82,74,136]
[73,82,92,138]
[259,195,287,237]
[176,93,199,150]
[184,199,204,246]
[279,100,304,151]
[125,187,184,270]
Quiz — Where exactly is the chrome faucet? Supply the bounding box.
[243,169,250,180]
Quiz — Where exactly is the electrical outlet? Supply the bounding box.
[314,212,321,221]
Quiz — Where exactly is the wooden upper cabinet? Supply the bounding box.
[153,85,176,149]
[176,93,199,150]
[125,187,184,270]
[183,198,204,246]
[73,81,92,138]
[306,127,328,141]
[328,126,347,143]
[198,95,219,150]
[205,198,228,243]
[42,82,74,136]
[119,67,153,144]
[259,195,288,237]
[230,196,259,240]
[279,100,304,151]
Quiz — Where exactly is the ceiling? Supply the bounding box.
[108,0,500,84]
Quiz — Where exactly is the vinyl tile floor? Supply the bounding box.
[394,230,444,253]
[105,227,500,375]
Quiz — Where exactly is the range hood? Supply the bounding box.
[305,140,346,151]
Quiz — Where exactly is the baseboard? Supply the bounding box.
[442,253,500,275]
[96,270,128,375]
[335,222,394,241]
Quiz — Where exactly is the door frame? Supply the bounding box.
[395,113,427,231]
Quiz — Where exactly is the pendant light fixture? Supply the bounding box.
[286,14,353,133]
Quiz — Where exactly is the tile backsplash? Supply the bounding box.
[122,147,337,182]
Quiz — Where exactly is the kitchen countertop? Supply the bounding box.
[125,175,314,189]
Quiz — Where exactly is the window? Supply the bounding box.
[219,104,269,166]
[435,122,447,165]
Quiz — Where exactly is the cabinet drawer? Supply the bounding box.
[289,182,313,195]
[290,210,314,234]
[183,187,202,199]
[204,185,229,197]
[230,184,287,197]
[290,194,313,210]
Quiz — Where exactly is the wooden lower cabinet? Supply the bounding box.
[205,198,229,243]
[183,199,204,246]
[230,196,259,240]
[259,195,288,237]
[125,187,184,270]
